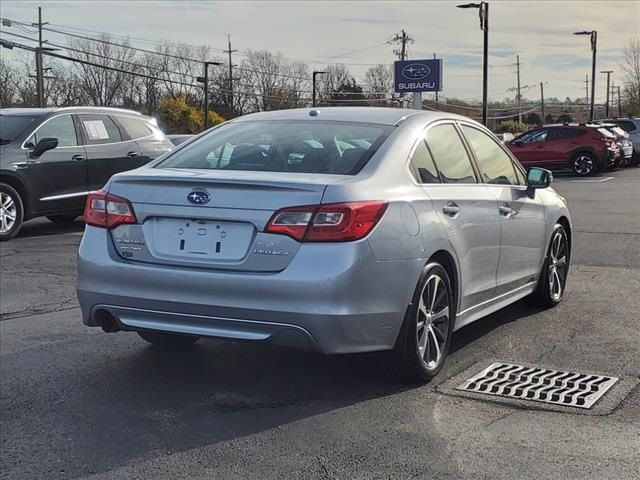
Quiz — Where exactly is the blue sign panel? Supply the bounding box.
[394,59,442,93]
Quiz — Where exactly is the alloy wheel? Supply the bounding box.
[416,273,450,369]
[573,155,594,175]
[548,230,568,301]
[0,192,17,234]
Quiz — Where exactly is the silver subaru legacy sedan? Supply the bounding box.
[77,107,571,382]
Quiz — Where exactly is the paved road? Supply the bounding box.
[1,168,639,479]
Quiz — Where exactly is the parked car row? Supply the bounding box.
[0,107,174,240]
[506,120,640,176]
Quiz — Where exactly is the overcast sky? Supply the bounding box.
[1,0,638,103]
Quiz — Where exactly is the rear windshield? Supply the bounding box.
[0,114,40,145]
[156,120,391,175]
[597,128,615,138]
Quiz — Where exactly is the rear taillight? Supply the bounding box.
[265,201,388,242]
[84,190,137,229]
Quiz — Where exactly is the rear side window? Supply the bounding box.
[32,115,78,147]
[425,124,476,184]
[461,125,519,185]
[551,128,585,139]
[78,114,122,145]
[157,121,391,175]
[409,140,440,183]
[115,115,153,140]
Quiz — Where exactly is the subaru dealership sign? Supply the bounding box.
[394,59,442,93]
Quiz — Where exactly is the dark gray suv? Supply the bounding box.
[0,107,173,240]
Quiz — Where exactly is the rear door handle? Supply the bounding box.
[127,151,139,158]
[442,202,460,217]
[72,154,85,162]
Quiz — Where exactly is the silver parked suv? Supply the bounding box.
[77,107,572,382]
[601,117,640,165]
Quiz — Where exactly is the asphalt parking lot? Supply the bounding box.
[1,168,639,480]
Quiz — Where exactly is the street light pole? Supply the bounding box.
[574,30,597,121]
[457,2,489,126]
[197,61,222,130]
[540,82,545,123]
[600,70,613,118]
[312,71,326,108]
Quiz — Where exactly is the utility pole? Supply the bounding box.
[540,82,545,123]
[390,29,413,61]
[223,35,237,117]
[434,52,439,109]
[515,55,522,123]
[389,30,414,108]
[32,6,48,107]
[600,70,613,118]
[617,86,622,116]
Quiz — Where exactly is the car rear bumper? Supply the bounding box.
[77,226,423,354]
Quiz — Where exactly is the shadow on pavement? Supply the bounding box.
[16,218,85,238]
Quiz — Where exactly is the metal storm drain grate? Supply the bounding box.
[457,362,618,409]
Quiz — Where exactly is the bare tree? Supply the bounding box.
[363,64,394,106]
[317,64,352,105]
[13,57,38,107]
[67,34,137,106]
[620,37,640,114]
[46,62,86,106]
[242,50,301,111]
[157,42,211,104]
[0,59,19,107]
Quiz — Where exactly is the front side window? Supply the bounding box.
[32,115,77,147]
[78,114,122,145]
[425,124,476,184]
[409,140,440,184]
[157,121,391,175]
[515,129,548,144]
[462,125,519,185]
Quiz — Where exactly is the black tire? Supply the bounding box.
[0,183,24,242]
[526,223,570,308]
[46,215,78,223]
[571,152,597,176]
[137,331,199,347]
[395,262,455,383]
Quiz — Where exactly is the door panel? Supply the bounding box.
[24,114,88,214]
[28,147,88,213]
[423,123,501,313]
[424,185,501,312]
[491,186,547,293]
[77,114,143,191]
[85,140,142,191]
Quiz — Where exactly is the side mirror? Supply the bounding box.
[30,137,58,158]
[512,140,523,146]
[527,167,553,189]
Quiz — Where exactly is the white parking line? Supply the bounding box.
[567,176,614,183]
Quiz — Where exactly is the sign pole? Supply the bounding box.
[413,92,422,110]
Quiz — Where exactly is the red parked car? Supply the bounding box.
[507,124,619,176]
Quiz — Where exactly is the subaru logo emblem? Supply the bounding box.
[187,190,210,205]
[402,63,430,80]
